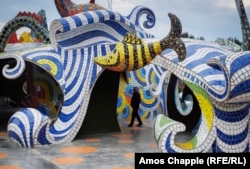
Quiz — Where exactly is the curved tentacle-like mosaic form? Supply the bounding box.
[54,0,105,17]
[235,0,250,50]
[0,53,25,79]
[126,5,155,31]
[152,39,250,152]
[148,71,170,98]
[6,6,157,147]
[0,16,50,52]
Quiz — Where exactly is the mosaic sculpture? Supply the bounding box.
[94,13,186,71]
[93,4,250,153]
[1,5,157,148]
[0,10,50,52]
[149,0,250,153]
[54,0,104,17]
[152,38,250,152]
[0,1,249,153]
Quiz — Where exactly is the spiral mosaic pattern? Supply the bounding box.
[0,53,25,79]
[117,63,168,120]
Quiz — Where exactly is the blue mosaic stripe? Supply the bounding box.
[52,9,134,35]
[231,80,250,99]
[57,29,120,48]
[217,127,248,145]
[37,124,51,145]
[8,108,47,147]
[214,105,249,123]
[45,45,102,143]
[8,116,28,146]
[229,53,250,74]
[165,132,176,153]
[163,43,227,82]
[162,40,232,100]
[50,8,155,50]
[47,48,92,139]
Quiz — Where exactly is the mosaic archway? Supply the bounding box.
[0,16,50,52]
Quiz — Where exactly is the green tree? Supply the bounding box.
[181,32,205,40]
[227,37,242,46]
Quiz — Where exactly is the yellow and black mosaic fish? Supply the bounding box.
[94,13,186,72]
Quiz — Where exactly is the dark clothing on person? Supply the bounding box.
[128,87,143,127]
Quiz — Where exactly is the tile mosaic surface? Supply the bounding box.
[0,0,249,154]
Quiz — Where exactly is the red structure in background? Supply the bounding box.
[15,11,43,24]
[8,32,19,43]
[55,0,105,17]
[7,10,47,44]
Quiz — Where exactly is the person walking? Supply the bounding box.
[128,87,143,127]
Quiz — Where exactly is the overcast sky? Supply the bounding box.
[0,0,250,41]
